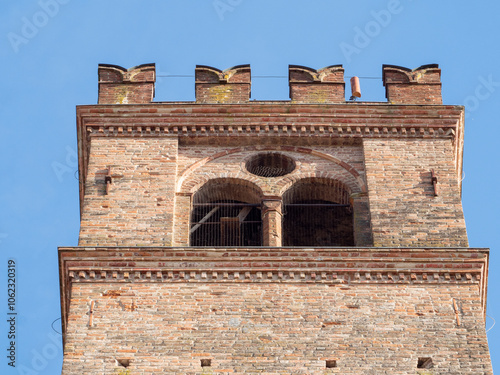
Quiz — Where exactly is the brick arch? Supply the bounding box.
[276,170,363,197]
[281,177,354,203]
[177,147,248,193]
[177,146,366,194]
[192,177,264,203]
[180,171,265,197]
[281,177,356,247]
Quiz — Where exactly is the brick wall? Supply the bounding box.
[61,282,491,374]
[78,139,369,247]
[79,137,178,246]
[78,129,467,248]
[363,138,468,247]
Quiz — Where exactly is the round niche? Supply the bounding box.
[245,153,296,177]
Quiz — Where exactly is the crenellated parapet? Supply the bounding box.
[94,63,446,105]
[98,63,155,104]
[383,64,442,104]
[289,65,345,103]
[195,64,251,103]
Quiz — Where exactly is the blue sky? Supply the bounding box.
[1,1,499,373]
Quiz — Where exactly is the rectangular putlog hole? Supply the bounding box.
[326,359,337,368]
[201,359,212,367]
[417,357,433,368]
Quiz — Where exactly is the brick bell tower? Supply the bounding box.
[59,63,493,374]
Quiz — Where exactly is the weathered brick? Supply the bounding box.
[98,64,155,104]
[383,64,442,104]
[60,63,492,375]
[289,65,345,103]
[195,65,251,103]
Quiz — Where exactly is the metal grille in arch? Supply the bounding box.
[190,181,262,246]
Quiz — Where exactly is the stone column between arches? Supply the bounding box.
[262,197,283,247]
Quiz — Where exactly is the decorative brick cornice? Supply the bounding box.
[85,122,456,138]
[59,246,488,338]
[68,268,481,284]
[77,103,463,143]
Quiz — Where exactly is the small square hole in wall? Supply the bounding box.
[417,357,433,369]
[201,359,212,367]
[325,359,337,368]
[116,358,131,368]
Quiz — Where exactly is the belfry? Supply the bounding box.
[59,63,492,374]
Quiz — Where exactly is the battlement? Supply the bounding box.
[383,64,442,104]
[195,64,251,103]
[96,63,444,104]
[288,65,345,103]
[98,63,156,104]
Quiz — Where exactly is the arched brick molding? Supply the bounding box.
[177,146,366,195]
[282,177,353,202]
[191,177,264,203]
[179,171,265,197]
[276,170,362,197]
[176,146,370,247]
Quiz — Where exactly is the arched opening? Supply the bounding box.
[282,178,354,246]
[190,179,263,246]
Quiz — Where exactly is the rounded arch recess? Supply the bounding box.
[189,178,264,247]
[281,177,355,247]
